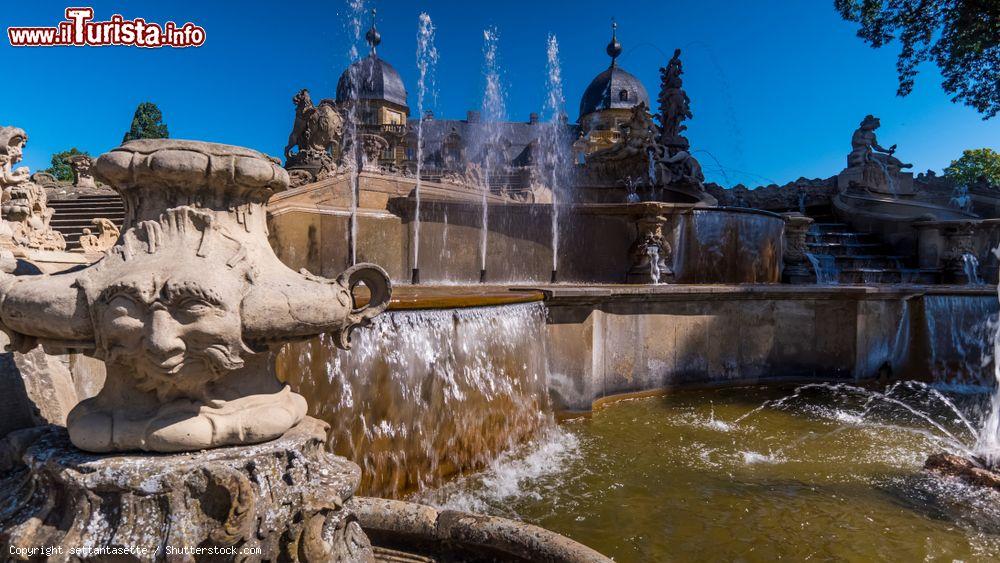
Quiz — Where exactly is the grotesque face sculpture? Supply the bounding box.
[0,140,391,453]
[97,262,248,401]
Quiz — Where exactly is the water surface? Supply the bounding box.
[421,385,1000,561]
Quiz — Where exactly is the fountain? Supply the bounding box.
[0,139,392,556]
[477,27,506,283]
[8,4,1000,561]
[542,34,568,283]
[411,12,438,284]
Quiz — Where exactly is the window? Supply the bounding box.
[619,89,629,102]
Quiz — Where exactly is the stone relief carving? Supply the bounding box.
[781,212,815,284]
[78,216,120,253]
[0,126,67,252]
[626,211,673,284]
[0,139,391,453]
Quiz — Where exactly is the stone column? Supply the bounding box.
[626,211,674,284]
[781,212,815,284]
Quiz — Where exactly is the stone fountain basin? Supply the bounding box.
[347,496,610,563]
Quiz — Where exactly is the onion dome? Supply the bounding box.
[335,9,408,109]
[579,19,649,120]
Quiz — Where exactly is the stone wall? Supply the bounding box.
[544,286,997,411]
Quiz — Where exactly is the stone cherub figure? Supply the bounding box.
[0,139,390,453]
[848,115,913,173]
[0,126,66,251]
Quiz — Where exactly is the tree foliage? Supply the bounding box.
[43,147,89,182]
[945,148,1000,186]
[122,102,169,143]
[834,0,1000,119]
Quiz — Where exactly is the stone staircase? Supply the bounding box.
[804,210,939,284]
[48,195,126,252]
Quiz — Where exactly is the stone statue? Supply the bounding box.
[657,49,692,149]
[285,88,345,185]
[651,49,705,194]
[78,216,120,253]
[847,115,912,172]
[588,102,658,165]
[626,210,673,284]
[0,126,66,251]
[838,115,915,195]
[0,139,391,453]
[68,153,97,188]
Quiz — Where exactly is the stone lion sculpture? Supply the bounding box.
[285,88,345,162]
[0,139,391,453]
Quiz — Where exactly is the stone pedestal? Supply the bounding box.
[940,221,978,284]
[837,165,914,196]
[626,212,674,284]
[0,417,374,562]
[781,212,815,284]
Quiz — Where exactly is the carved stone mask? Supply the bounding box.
[0,140,392,453]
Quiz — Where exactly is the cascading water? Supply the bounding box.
[624,176,641,203]
[412,13,438,284]
[962,252,982,285]
[806,252,839,284]
[647,244,662,284]
[976,312,1000,465]
[477,28,506,282]
[541,34,568,282]
[924,295,997,385]
[276,302,553,498]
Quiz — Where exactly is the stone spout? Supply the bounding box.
[0,139,392,453]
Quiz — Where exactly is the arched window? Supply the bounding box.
[619,89,629,102]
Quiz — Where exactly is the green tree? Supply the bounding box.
[43,147,89,182]
[834,0,1000,119]
[122,102,169,143]
[945,148,1000,186]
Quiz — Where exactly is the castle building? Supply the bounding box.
[575,20,650,157]
[309,14,652,199]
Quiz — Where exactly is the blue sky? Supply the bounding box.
[2,0,996,186]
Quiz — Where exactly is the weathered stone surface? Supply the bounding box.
[0,126,66,252]
[77,217,119,254]
[925,452,1000,490]
[0,417,374,561]
[68,154,97,189]
[781,212,815,284]
[347,496,610,562]
[0,139,392,453]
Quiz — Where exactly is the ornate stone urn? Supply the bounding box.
[0,140,389,560]
[781,212,816,284]
[0,140,391,453]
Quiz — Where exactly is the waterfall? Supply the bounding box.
[478,28,506,281]
[963,252,982,285]
[413,13,438,283]
[924,295,997,386]
[542,34,568,282]
[977,278,1000,465]
[870,157,898,196]
[276,303,553,498]
[806,252,839,284]
[647,244,662,284]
